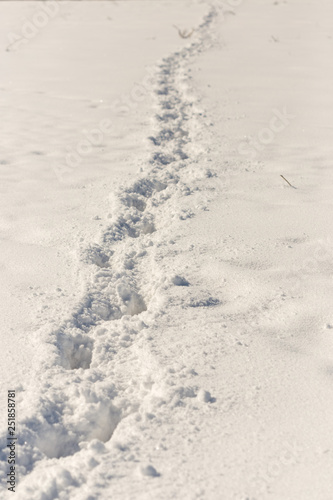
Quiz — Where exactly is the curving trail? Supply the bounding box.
[0,4,221,498]
[2,1,333,498]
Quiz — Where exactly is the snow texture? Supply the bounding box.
[1,0,333,499]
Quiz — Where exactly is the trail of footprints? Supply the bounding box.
[1,7,218,472]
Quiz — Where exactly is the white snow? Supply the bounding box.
[1,0,333,499]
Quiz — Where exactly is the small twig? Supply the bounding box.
[222,9,236,16]
[173,25,194,39]
[280,175,296,189]
[5,39,24,52]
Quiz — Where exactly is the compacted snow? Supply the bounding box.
[1,1,333,499]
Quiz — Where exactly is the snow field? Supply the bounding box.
[1,0,333,498]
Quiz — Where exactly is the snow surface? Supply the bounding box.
[1,0,333,499]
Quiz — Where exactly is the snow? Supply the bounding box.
[1,0,333,499]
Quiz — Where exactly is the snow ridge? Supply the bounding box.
[0,5,220,498]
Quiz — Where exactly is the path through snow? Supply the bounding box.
[1,4,223,498]
[2,1,333,499]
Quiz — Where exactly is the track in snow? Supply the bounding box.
[0,4,220,493]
